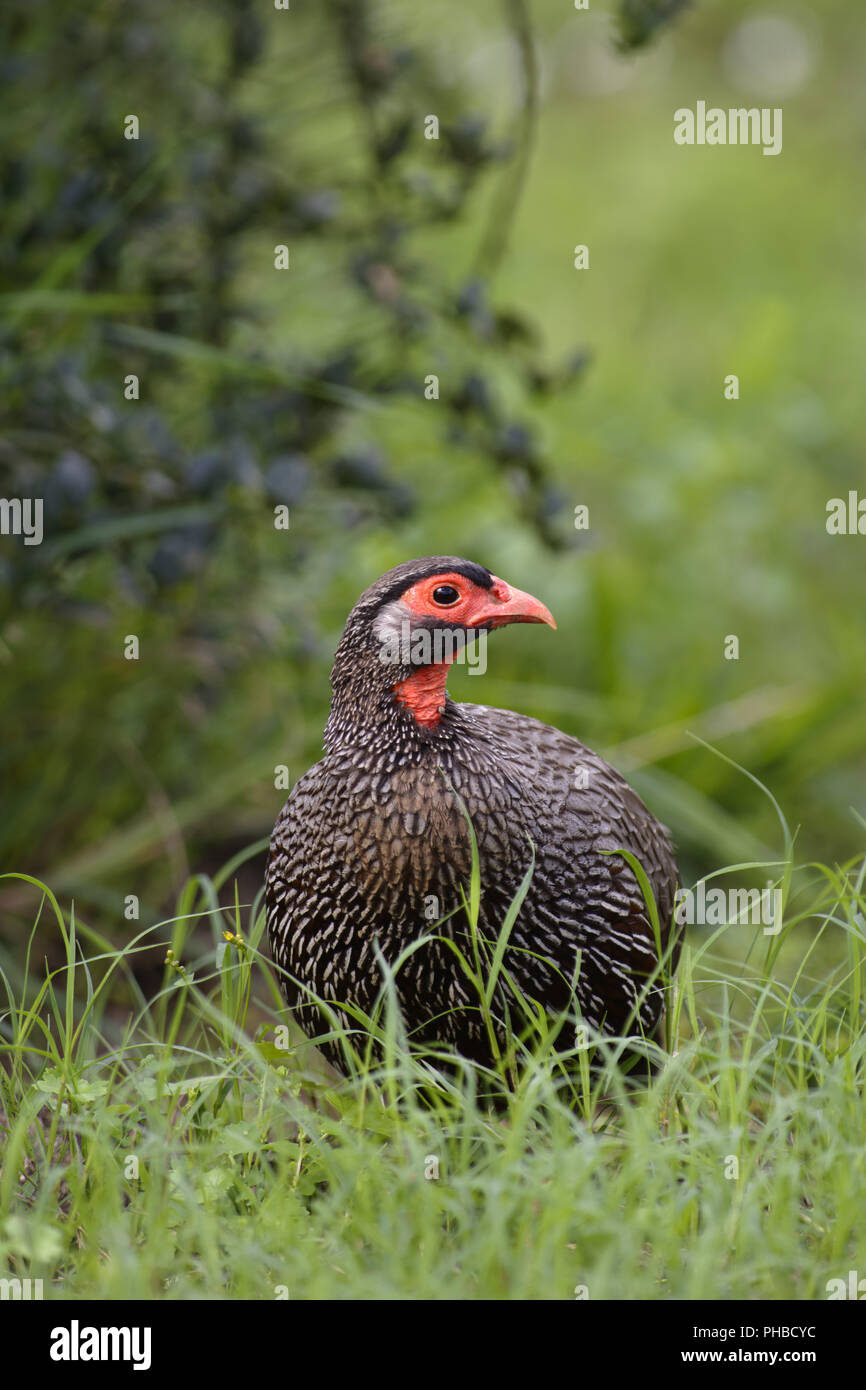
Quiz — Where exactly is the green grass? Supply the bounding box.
[2,807,866,1302]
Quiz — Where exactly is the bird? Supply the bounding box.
[266,556,680,1078]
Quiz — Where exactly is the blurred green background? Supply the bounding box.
[1,0,864,979]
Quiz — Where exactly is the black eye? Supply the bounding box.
[432,584,460,606]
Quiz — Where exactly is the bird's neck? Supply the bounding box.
[392,662,452,729]
[324,645,455,759]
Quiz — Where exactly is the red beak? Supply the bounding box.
[472,576,557,630]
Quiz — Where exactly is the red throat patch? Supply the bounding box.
[393,663,452,729]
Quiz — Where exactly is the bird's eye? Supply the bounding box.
[432,584,460,606]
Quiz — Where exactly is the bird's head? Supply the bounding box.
[328,556,556,739]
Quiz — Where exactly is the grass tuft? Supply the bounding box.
[1,816,865,1299]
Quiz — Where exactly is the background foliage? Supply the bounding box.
[1,0,864,985]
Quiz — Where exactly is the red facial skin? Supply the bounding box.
[393,571,556,728]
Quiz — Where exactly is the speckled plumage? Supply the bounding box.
[266,557,680,1073]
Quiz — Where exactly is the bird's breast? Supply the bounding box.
[335,753,529,920]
